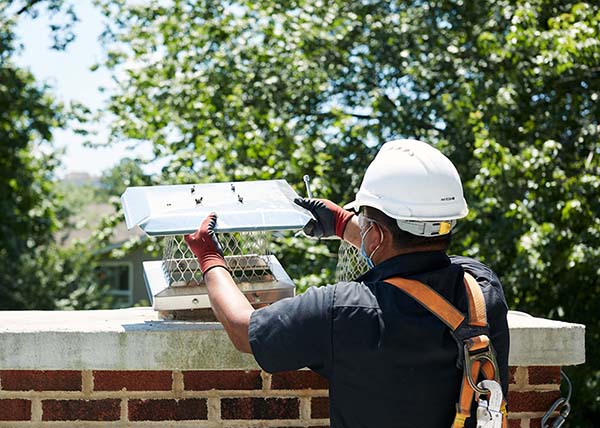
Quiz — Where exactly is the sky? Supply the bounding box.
[14,0,154,178]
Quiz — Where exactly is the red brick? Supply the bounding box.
[529,418,544,428]
[42,399,120,421]
[0,370,81,391]
[508,391,561,413]
[528,367,561,385]
[507,418,521,428]
[221,397,299,419]
[508,367,517,384]
[271,371,328,390]
[183,370,261,390]
[311,397,329,419]
[93,370,172,391]
[128,399,207,421]
[0,399,31,421]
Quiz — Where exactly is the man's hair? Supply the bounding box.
[363,207,452,251]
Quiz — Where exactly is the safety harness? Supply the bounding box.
[384,272,508,428]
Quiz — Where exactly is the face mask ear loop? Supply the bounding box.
[360,223,374,268]
[369,223,384,262]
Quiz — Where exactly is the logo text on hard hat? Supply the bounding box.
[440,196,456,201]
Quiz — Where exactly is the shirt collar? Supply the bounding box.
[356,251,451,283]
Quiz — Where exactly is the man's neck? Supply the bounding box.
[376,246,447,264]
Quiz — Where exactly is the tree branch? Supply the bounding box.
[554,67,600,88]
[16,0,45,16]
[311,111,378,120]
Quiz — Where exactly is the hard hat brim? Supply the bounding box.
[344,197,469,221]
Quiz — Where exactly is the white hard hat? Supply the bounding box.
[345,139,468,236]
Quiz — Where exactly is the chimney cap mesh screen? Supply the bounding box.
[162,231,273,286]
[161,233,368,286]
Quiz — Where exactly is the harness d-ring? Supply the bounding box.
[464,343,500,395]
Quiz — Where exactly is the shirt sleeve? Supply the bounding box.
[248,284,334,376]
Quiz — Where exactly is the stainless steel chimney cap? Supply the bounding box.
[121,179,312,236]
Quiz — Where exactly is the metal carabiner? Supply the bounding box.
[476,380,504,428]
[541,370,572,428]
[541,398,571,428]
[463,343,500,395]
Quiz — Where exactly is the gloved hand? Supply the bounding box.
[184,213,227,274]
[294,198,354,238]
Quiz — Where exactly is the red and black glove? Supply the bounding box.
[184,213,227,274]
[294,198,354,238]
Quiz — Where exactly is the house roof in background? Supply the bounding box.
[62,172,101,187]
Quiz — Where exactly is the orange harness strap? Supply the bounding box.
[383,273,483,331]
[382,277,465,330]
[463,273,488,327]
[384,273,507,428]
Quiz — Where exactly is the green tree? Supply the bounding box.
[99,157,152,197]
[0,1,112,310]
[97,0,599,424]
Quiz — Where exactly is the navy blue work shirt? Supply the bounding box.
[249,251,510,428]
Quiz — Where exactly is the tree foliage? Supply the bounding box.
[0,1,112,310]
[99,157,153,197]
[4,0,79,49]
[97,0,599,424]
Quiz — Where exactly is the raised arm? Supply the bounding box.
[184,213,254,353]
